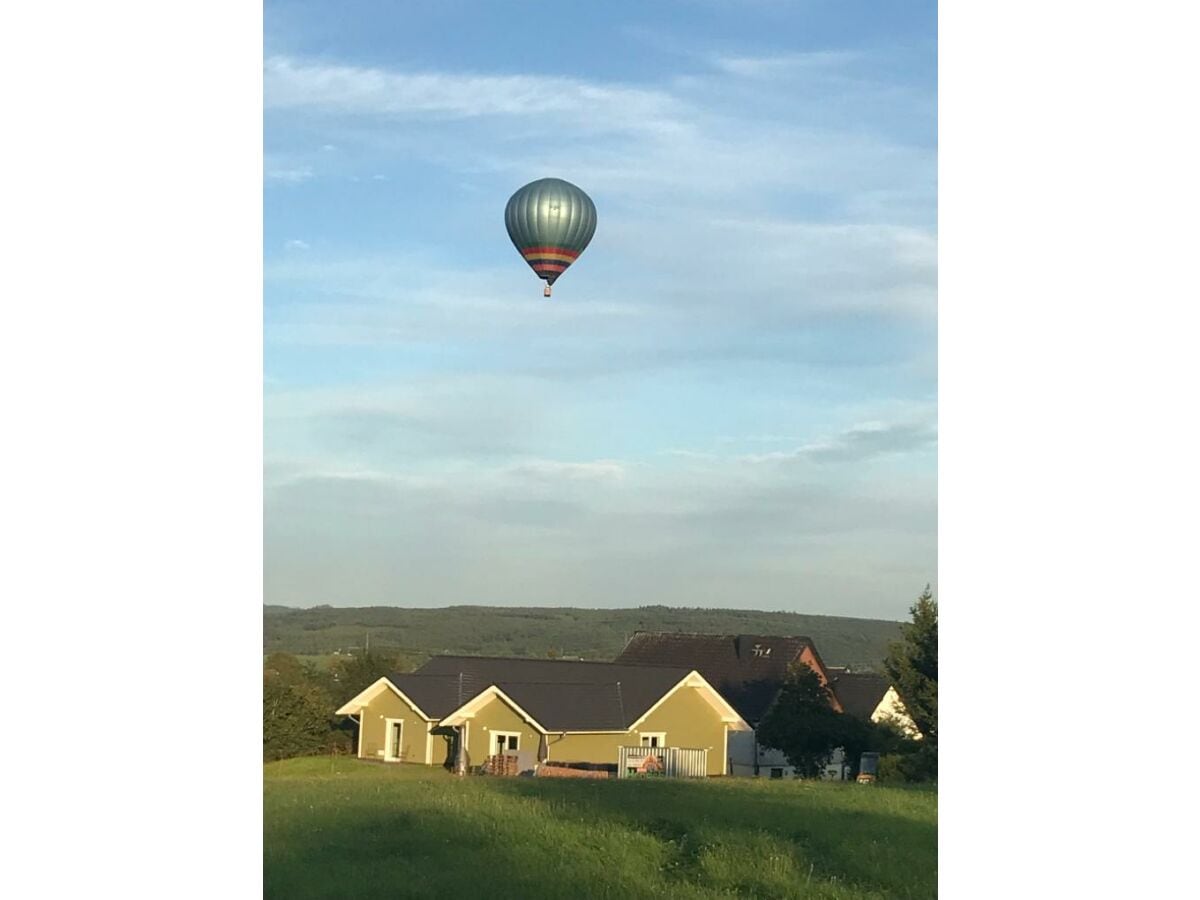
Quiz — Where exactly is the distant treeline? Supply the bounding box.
[264,604,903,670]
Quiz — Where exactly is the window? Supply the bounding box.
[770,768,784,779]
[640,732,666,748]
[752,644,772,658]
[492,731,520,755]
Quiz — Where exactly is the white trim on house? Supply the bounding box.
[383,718,404,762]
[627,670,752,732]
[438,685,549,734]
[425,726,433,764]
[334,677,436,721]
[350,713,363,759]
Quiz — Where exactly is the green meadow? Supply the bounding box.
[264,758,936,899]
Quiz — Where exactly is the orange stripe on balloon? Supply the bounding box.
[521,246,580,258]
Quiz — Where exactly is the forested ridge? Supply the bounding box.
[264,604,903,670]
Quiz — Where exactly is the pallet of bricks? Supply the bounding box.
[482,754,520,776]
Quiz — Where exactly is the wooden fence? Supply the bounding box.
[617,746,709,779]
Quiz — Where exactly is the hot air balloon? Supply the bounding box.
[504,177,596,297]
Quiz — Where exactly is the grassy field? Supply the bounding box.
[264,758,936,899]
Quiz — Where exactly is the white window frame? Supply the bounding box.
[383,718,404,762]
[640,732,667,749]
[491,730,521,755]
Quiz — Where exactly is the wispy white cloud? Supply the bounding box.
[745,421,938,464]
[265,164,313,183]
[284,239,309,251]
[507,459,626,482]
[263,56,684,135]
[712,51,861,78]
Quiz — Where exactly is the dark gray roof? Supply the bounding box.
[614,632,826,725]
[387,673,471,718]
[828,672,890,721]
[495,681,627,731]
[412,655,694,730]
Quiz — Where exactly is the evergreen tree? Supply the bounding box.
[884,585,938,746]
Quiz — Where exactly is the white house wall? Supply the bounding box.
[728,728,855,780]
[726,729,799,779]
[872,686,922,739]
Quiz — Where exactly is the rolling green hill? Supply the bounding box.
[264,605,903,670]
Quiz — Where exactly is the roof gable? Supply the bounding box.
[333,676,439,719]
[614,632,822,724]
[414,654,737,731]
[338,655,753,733]
[827,672,891,721]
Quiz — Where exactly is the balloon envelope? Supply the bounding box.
[504,178,596,289]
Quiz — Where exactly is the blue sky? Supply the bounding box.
[264,0,937,618]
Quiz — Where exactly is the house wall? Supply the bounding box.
[872,686,922,739]
[358,689,433,763]
[549,685,732,776]
[727,729,799,778]
[463,694,543,768]
[797,646,841,711]
[639,685,729,775]
[727,729,757,777]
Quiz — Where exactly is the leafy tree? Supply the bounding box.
[331,650,402,706]
[756,663,851,778]
[263,675,339,761]
[264,652,306,682]
[884,585,938,749]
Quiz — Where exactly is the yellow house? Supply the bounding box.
[336,655,751,776]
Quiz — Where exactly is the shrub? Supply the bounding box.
[877,745,937,784]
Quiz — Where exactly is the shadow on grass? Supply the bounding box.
[265,797,690,900]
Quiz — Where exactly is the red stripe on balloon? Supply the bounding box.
[530,262,568,273]
[521,246,580,258]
